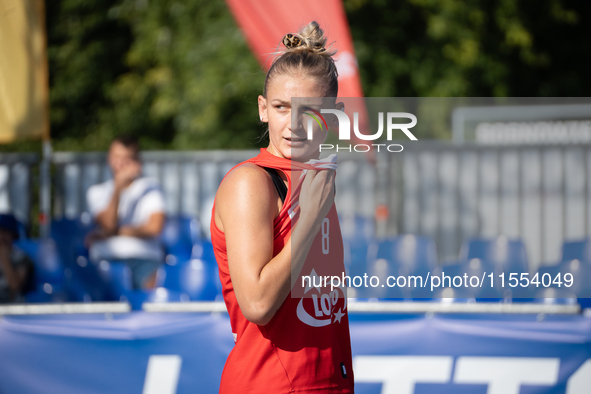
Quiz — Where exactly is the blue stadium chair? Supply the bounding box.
[558,242,591,308]
[160,216,202,263]
[561,240,591,264]
[157,258,219,301]
[50,216,95,267]
[199,239,216,262]
[64,254,111,301]
[439,262,467,278]
[520,264,563,301]
[579,298,591,309]
[16,220,28,240]
[343,239,374,279]
[459,237,529,274]
[556,259,591,298]
[363,235,437,299]
[14,238,64,285]
[0,213,26,239]
[537,264,562,280]
[200,240,222,298]
[519,263,573,304]
[432,262,478,301]
[442,258,503,300]
[351,258,407,300]
[372,235,438,275]
[14,238,69,302]
[63,268,93,302]
[531,260,579,293]
[96,260,133,300]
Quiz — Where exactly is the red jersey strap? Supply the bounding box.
[250,149,337,219]
[251,148,337,171]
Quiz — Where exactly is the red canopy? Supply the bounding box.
[225,0,364,98]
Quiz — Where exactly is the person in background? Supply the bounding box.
[85,135,166,290]
[0,213,34,303]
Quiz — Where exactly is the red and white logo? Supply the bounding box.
[297,269,347,327]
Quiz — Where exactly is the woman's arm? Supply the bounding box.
[215,163,334,325]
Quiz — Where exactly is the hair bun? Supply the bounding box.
[264,21,339,98]
[281,21,336,57]
[282,33,304,49]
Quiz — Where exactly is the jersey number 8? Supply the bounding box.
[322,218,329,255]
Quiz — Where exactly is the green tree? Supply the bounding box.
[47,0,133,150]
[347,0,588,98]
[42,0,591,148]
[47,0,266,151]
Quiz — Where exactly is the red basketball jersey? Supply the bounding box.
[211,148,354,393]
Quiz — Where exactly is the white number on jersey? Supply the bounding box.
[322,218,329,254]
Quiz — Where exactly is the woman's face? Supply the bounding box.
[258,73,329,162]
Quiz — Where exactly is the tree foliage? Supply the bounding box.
[347,0,590,98]
[42,0,591,149]
[47,0,265,151]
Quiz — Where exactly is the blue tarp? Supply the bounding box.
[0,311,590,393]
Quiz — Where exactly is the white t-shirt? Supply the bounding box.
[86,177,165,262]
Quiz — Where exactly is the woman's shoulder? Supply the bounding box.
[221,162,270,189]
[214,162,279,232]
[216,163,276,208]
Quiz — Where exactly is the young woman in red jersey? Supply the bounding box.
[211,21,354,393]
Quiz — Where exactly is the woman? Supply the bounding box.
[211,21,354,393]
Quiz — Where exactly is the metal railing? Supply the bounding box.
[3,142,590,270]
[381,142,591,270]
[51,150,376,239]
[1,300,580,315]
[140,301,580,314]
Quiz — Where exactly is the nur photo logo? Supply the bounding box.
[303,105,419,153]
[303,106,328,139]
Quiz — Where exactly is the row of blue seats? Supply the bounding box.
[16,216,591,308]
[16,217,221,308]
[345,236,528,278]
[344,235,591,302]
[29,215,375,306]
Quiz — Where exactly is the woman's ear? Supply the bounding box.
[325,101,346,128]
[258,95,268,122]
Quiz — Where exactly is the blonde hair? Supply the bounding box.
[263,21,339,97]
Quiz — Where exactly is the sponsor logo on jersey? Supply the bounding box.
[297,268,347,327]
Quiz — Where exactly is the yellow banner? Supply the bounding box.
[0,0,49,143]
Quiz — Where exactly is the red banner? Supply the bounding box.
[225,0,363,99]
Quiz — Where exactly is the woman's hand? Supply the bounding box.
[298,169,335,231]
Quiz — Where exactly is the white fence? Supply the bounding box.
[51,150,377,240]
[0,153,38,226]
[384,142,591,269]
[27,142,591,269]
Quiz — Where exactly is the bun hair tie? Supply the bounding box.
[283,33,305,49]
